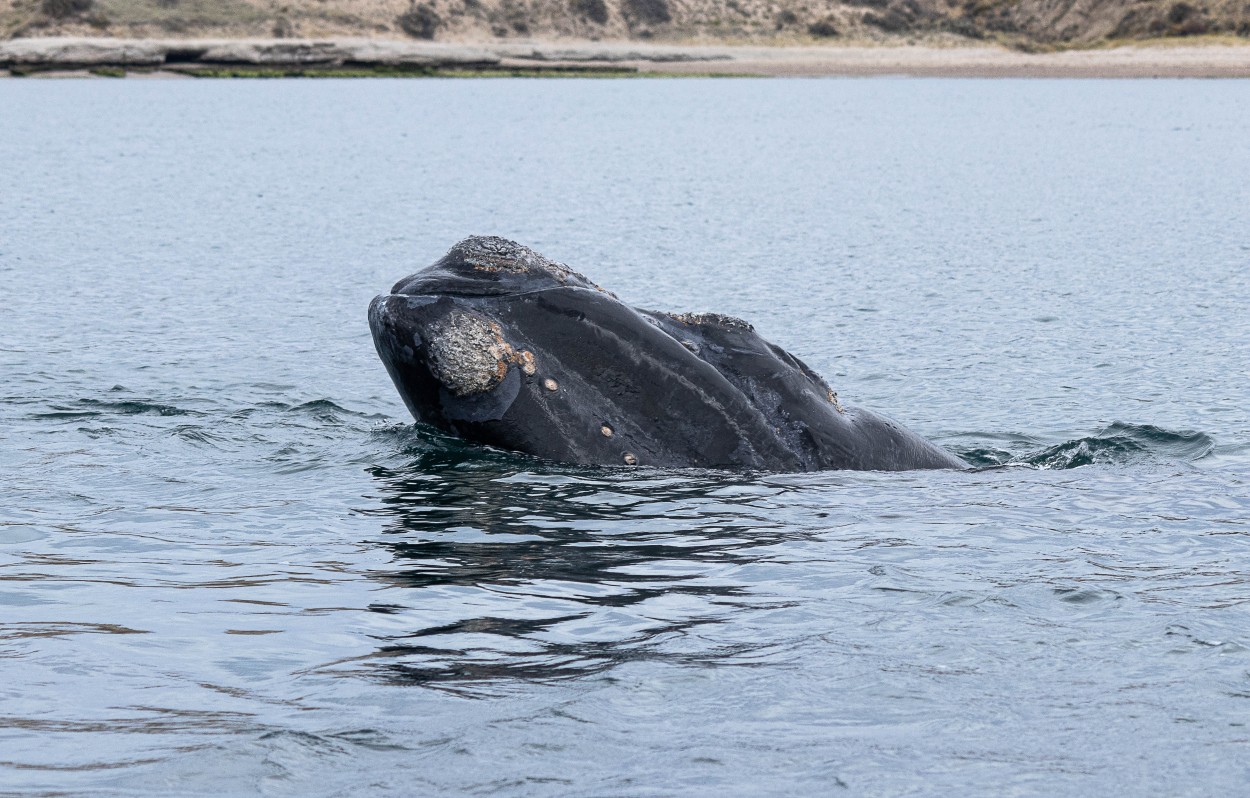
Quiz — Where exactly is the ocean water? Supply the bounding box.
[1,76,1249,796]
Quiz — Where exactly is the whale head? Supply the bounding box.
[368,236,610,436]
[369,236,967,471]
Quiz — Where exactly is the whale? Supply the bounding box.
[368,236,966,472]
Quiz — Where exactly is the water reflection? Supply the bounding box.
[357,436,812,690]
[351,415,1229,693]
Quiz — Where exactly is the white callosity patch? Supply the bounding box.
[423,307,539,397]
[668,311,754,331]
[451,235,617,297]
[455,236,573,279]
[424,310,517,397]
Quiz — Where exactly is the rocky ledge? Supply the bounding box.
[0,37,730,74]
[2,36,1249,77]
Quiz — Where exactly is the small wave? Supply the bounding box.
[33,398,194,419]
[286,399,384,423]
[958,447,1017,467]
[170,425,225,448]
[946,433,1043,468]
[293,399,350,414]
[33,409,103,420]
[76,425,118,440]
[369,422,537,471]
[1023,422,1214,470]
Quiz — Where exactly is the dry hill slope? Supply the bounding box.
[2,0,1249,47]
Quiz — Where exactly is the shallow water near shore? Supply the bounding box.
[2,78,1250,796]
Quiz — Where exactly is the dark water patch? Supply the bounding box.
[1053,587,1123,606]
[0,708,260,736]
[267,448,343,475]
[170,425,225,448]
[84,399,195,417]
[349,453,809,689]
[944,432,1043,467]
[1027,435,1147,469]
[33,398,198,420]
[323,729,412,753]
[254,399,391,426]
[289,399,353,423]
[0,755,170,772]
[33,409,104,420]
[958,447,1016,467]
[255,729,401,757]
[367,422,548,474]
[0,622,149,641]
[365,636,785,693]
[1024,423,1215,469]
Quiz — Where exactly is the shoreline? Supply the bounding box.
[2,37,1250,78]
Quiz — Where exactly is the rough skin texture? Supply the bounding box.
[424,309,514,397]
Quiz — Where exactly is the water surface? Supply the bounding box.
[2,77,1249,796]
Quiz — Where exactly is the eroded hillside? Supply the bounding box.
[3,0,1249,46]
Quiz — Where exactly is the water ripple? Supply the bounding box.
[3,78,1250,797]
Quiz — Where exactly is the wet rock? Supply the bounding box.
[0,38,165,66]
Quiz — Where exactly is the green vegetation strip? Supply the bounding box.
[184,64,643,78]
[14,63,757,79]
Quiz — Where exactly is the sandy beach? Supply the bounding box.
[2,36,1250,77]
[641,41,1250,77]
